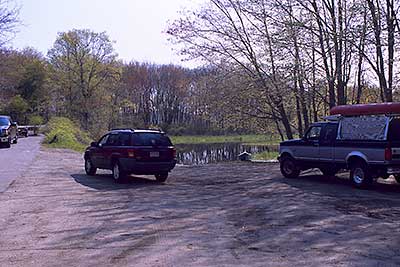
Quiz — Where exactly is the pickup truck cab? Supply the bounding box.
[279,103,400,188]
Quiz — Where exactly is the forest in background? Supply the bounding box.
[1,0,400,140]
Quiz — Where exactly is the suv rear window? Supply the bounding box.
[132,133,172,146]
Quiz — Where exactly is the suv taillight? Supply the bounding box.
[127,149,135,158]
[385,147,392,161]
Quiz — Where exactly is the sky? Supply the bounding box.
[11,0,202,66]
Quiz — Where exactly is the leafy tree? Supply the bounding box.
[28,115,44,125]
[0,48,49,121]
[4,94,28,122]
[48,29,121,132]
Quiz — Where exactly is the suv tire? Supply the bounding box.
[155,173,168,183]
[5,141,11,148]
[112,161,125,183]
[280,157,300,178]
[350,162,372,188]
[84,157,97,176]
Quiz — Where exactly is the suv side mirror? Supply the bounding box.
[91,141,98,147]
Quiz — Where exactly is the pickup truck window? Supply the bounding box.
[321,124,338,144]
[0,117,10,126]
[306,126,321,140]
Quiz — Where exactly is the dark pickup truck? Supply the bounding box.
[279,103,400,188]
[0,115,18,148]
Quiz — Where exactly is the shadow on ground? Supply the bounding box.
[283,170,400,195]
[38,163,400,265]
[71,173,162,191]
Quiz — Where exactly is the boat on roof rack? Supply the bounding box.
[330,102,400,116]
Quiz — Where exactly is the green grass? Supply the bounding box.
[170,135,279,145]
[252,151,279,161]
[42,117,91,152]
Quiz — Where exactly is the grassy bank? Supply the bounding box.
[170,135,279,145]
[252,151,279,161]
[42,117,91,152]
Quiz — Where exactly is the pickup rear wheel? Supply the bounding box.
[280,157,300,178]
[84,157,97,176]
[350,162,372,188]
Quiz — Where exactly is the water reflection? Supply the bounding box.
[176,143,278,165]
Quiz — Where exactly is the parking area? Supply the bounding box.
[1,147,400,266]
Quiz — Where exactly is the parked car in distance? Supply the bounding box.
[84,129,177,183]
[27,126,39,136]
[0,115,18,148]
[18,126,28,137]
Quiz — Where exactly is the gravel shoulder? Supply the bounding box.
[1,147,400,266]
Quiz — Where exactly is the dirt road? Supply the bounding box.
[1,147,400,266]
[0,136,42,192]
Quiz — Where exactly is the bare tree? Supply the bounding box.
[168,0,295,139]
[0,0,20,47]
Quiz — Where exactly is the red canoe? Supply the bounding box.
[330,102,400,116]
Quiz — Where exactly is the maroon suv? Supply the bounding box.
[84,129,177,183]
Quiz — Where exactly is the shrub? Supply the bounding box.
[29,115,44,125]
[42,117,92,152]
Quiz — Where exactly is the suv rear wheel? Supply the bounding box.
[155,173,168,182]
[112,161,125,183]
[84,157,97,176]
[350,162,372,188]
[280,157,300,178]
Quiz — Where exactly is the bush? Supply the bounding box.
[42,117,92,152]
[29,115,44,125]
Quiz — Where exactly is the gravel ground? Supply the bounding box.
[1,147,400,266]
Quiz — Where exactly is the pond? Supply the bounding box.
[175,143,278,165]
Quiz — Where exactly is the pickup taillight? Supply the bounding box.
[385,147,392,161]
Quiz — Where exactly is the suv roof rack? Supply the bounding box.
[109,128,165,133]
[110,128,134,131]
